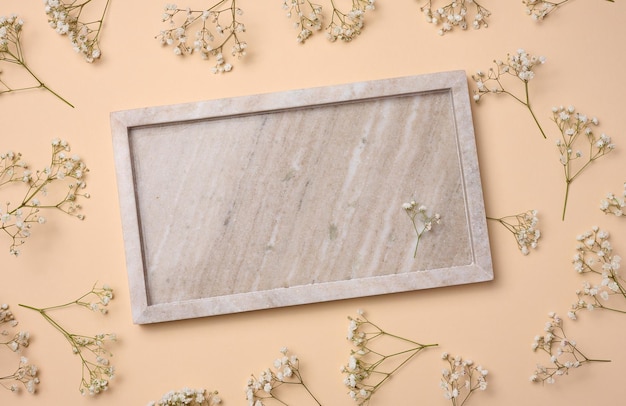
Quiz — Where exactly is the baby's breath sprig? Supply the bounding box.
[600,182,625,217]
[521,0,568,20]
[282,0,323,43]
[569,227,625,319]
[0,303,31,373]
[486,210,540,256]
[472,49,547,139]
[530,312,609,384]
[1,330,30,353]
[157,1,247,74]
[402,200,441,258]
[19,283,116,396]
[420,0,491,36]
[0,139,90,256]
[341,310,437,405]
[0,303,17,327]
[0,314,30,355]
[246,347,322,406]
[0,14,73,107]
[440,353,488,406]
[326,0,376,42]
[0,356,39,394]
[43,0,111,63]
[552,106,615,221]
[0,303,36,394]
[148,388,222,406]
[522,0,614,21]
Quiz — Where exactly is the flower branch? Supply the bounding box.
[487,210,540,255]
[530,312,609,384]
[282,0,323,43]
[0,14,73,107]
[43,0,111,63]
[0,139,89,256]
[569,227,626,318]
[148,388,222,406]
[472,49,547,138]
[600,182,625,217]
[283,0,375,43]
[246,347,322,406]
[0,356,39,394]
[440,353,488,406]
[552,105,615,220]
[326,0,376,42]
[420,0,491,36]
[19,283,115,396]
[341,310,437,405]
[0,303,38,394]
[157,1,247,73]
[402,200,441,258]
[522,0,614,21]
[522,0,569,20]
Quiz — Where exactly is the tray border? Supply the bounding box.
[110,70,493,324]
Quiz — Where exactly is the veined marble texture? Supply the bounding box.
[112,71,492,322]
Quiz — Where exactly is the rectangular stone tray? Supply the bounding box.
[111,70,493,324]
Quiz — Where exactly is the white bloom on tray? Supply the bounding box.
[402,200,441,258]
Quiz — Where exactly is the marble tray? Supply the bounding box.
[111,71,493,324]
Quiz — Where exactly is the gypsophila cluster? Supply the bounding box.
[472,49,547,138]
[43,0,110,63]
[0,356,39,394]
[19,283,116,396]
[522,0,614,21]
[0,14,73,107]
[0,304,38,394]
[530,312,609,384]
[326,0,376,42]
[552,105,615,220]
[569,227,625,318]
[282,0,323,43]
[402,200,441,258]
[341,310,437,405]
[0,139,90,256]
[246,347,322,406]
[148,388,222,406]
[440,353,488,406]
[521,0,567,20]
[157,1,247,73]
[420,0,490,36]
[487,210,540,255]
[600,182,625,217]
[1,303,30,354]
[0,303,17,327]
[1,329,30,353]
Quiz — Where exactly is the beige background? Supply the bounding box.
[1,0,625,405]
